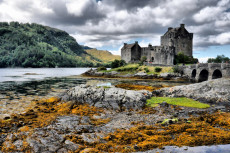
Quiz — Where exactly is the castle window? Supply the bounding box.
[152,57,154,62]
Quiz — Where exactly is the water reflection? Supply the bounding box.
[0,68,91,82]
[141,144,230,153]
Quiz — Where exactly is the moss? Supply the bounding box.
[0,97,107,134]
[91,118,111,126]
[147,97,210,108]
[2,97,230,153]
[18,126,30,132]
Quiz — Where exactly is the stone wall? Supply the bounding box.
[131,43,141,62]
[141,45,174,65]
[161,24,193,57]
[121,42,141,63]
[121,48,131,63]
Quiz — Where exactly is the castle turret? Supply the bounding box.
[180,24,185,28]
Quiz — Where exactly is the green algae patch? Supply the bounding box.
[147,97,210,109]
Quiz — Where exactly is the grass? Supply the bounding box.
[147,97,210,109]
[86,49,121,63]
[137,65,173,75]
[104,64,173,75]
[106,64,139,73]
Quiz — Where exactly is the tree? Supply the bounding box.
[111,59,127,68]
[207,55,230,63]
[139,56,147,65]
[174,52,198,65]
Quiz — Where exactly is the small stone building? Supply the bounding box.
[121,24,193,65]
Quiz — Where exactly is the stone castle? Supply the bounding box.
[121,24,193,65]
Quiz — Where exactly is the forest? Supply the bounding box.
[0,22,104,68]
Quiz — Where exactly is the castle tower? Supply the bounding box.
[160,24,193,57]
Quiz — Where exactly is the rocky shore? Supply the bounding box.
[61,85,152,111]
[1,78,230,152]
[153,78,230,104]
[83,68,187,81]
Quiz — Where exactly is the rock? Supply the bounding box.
[153,78,230,103]
[1,114,11,120]
[27,129,65,153]
[134,72,156,79]
[134,72,147,77]
[159,102,169,107]
[48,115,94,133]
[13,140,24,150]
[81,133,101,143]
[159,73,169,77]
[61,85,152,111]
[0,134,7,146]
[94,72,104,76]
[64,140,79,151]
[80,116,91,125]
[82,69,96,76]
[57,148,68,153]
[27,138,45,153]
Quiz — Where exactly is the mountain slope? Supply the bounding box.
[86,49,121,63]
[0,22,99,67]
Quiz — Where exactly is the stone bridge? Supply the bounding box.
[183,63,230,82]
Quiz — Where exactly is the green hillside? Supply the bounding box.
[0,22,101,68]
[86,49,121,63]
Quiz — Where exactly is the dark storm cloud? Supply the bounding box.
[102,0,160,10]
[39,2,105,26]
[13,0,106,26]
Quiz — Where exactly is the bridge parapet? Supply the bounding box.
[188,64,196,69]
[221,63,230,69]
[182,63,230,82]
[208,63,221,68]
[197,63,208,68]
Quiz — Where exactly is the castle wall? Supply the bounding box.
[173,35,193,56]
[141,46,174,65]
[131,43,141,62]
[121,48,131,63]
[121,42,141,63]
[161,25,193,57]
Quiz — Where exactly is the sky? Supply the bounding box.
[0,0,230,62]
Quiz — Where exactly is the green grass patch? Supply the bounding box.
[106,64,139,72]
[147,97,210,109]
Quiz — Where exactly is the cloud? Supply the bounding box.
[0,0,230,54]
[198,57,214,63]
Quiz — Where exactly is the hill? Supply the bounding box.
[0,22,101,68]
[86,49,121,63]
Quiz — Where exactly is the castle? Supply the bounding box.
[121,24,193,65]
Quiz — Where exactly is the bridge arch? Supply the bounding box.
[198,69,209,82]
[212,69,222,79]
[191,69,196,78]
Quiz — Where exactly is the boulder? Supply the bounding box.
[61,85,152,111]
[153,78,230,103]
